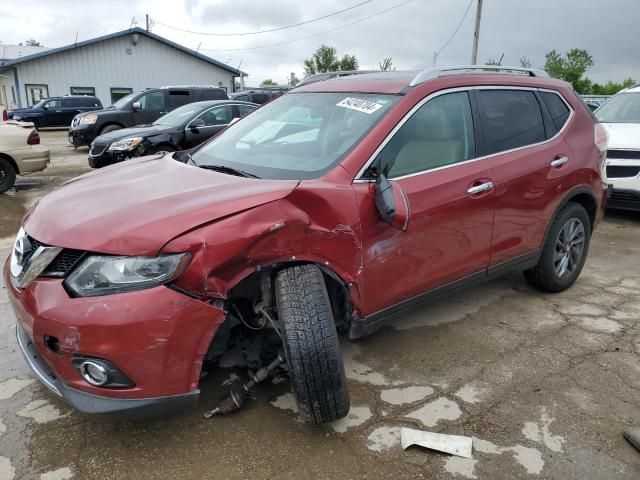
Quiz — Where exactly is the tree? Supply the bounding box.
[519,56,532,68]
[591,77,636,95]
[485,59,500,66]
[20,39,43,47]
[379,57,394,71]
[303,45,359,76]
[544,48,593,94]
[289,74,300,87]
[261,79,276,86]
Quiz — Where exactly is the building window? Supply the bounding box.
[110,87,133,104]
[70,86,96,96]
[25,84,49,106]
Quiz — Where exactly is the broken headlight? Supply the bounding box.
[64,254,190,297]
[108,137,144,151]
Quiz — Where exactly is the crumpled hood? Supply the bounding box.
[23,156,299,255]
[601,123,640,149]
[95,124,169,144]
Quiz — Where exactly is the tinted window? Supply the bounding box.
[199,89,227,101]
[63,97,82,107]
[198,106,233,126]
[541,92,570,136]
[477,90,545,154]
[251,93,270,104]
[237,105,255,117]
[377,92,475,179]
[138,91,166,110]
[234,95,250,102]
[44,99,62,109]
[167,90,192,109]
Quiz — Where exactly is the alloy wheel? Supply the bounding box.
[553,218,585,279]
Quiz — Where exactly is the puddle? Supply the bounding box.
[444,456,478,479]
[0,378,34,400]
[40,467,74,480]
[454,384,487,404]
[330,406,372,433]
[16,400,64,424]
[0,456,15,480]
[366,426,401,452]
[380,385,433,405]
[405,397,462,427]
[270,392,298,413]
[522,407,565,453]
[342,342,393,386]
[505,445,544,474]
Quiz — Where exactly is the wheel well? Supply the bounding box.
[567,193,596,231]
[0,153,19,174]
[99,123,124,134]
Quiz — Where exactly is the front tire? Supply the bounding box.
[524,202,591,293]
[99,124,121,135]
[0,157,17,193]
[275,264,350,424]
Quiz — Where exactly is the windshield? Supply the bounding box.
[32,99,46,109]
[190,92,398,180]
[153,104,203,127]
[111,92,138,109]
[595,93,640,123]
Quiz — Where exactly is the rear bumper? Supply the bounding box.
[9,145,50,174]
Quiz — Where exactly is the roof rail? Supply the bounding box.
[296,70,378,88]
[409,65,549,86]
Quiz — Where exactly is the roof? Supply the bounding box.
[294,71,420,94]
[0,44,50,62]
[0,28,242,76]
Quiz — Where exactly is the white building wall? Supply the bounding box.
[14,33,236,107]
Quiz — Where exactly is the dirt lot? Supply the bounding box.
[1,131,639,479]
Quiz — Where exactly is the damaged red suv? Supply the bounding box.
[6,66,608,424]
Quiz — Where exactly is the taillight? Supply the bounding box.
[27,130,40,145]
[2,109,7,121]
[595,123,608,152]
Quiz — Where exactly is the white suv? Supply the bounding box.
[595,85,640,210]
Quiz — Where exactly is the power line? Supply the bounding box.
[153,0,375,37]
[198,0,414,52]
[433,0,474,65]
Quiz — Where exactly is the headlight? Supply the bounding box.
[64,254,190,297]
[79,114,98,125]
[13,115,21,120]
[108,137,144,151]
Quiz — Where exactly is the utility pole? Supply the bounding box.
[145,14,150,32]
[471,0,483,65]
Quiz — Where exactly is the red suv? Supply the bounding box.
[5,66,608,424]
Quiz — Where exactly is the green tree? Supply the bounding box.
[519,56,532,68]
[20,39,43,46]
[485,59,500,66]
[303,45,359,76]
[261,79,276,86]
[544,48,593,93]
[379,57,394,71]
[591,77,636,95]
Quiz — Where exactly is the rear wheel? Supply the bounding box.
[148,144,176,155]
[275,264,350,424]
[524,202,591,292]
[0,157,17,194]
[99,124,121,135]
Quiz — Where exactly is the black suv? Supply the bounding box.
[8,96,102,128]
[68,86,228,147]
[229,89,286,104]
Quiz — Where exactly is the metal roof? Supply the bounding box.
[0,27,242,76]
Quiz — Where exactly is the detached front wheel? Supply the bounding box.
[275,264,350,424]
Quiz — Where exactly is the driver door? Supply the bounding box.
[184,105,233,147]
[354,90,497,316]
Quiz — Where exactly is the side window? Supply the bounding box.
[476,90,545,154]
[45,99,62,109]
[167,90,192,109]
[63,98,80,108]
[199,89,226,100]
[378,91,475,179]
[540,91,571,137]
[82,97,101,107]
[237,105,255,117]
[138,91,166,111]
[235,95,249,102]
[198,106,233,126]
[251,93,270,104]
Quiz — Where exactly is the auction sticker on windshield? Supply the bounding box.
[337,97,384,114]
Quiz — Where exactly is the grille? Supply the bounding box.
[607,149,640,160]
[609,190,640,210]
[607,165,640,178]
[90,142,108,156]
[27,236,86,277]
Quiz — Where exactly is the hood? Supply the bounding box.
[9,107,39,114]
[601,123,640,149]
[94,124,171,144]
[23,156,299,255]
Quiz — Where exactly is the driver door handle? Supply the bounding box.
[467,181,494,195]
[551,156,569,167]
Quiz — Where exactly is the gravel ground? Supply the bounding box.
[1,131,639,479]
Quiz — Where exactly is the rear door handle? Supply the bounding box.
[551,156,569,167]
[467,181,494,195]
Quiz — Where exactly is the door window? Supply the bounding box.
[138,91,166,111]
[44,99,62,109]
[476,90,545,154]
[234,95,250,102]
[376,91,476,179]
[251,93,270,104]
[167,90,192,109]
[540,91,571,136]
[199,89,227,100]
[198,106,233,126]
[237,105,256,116]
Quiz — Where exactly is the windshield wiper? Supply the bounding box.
[198,164,260,179]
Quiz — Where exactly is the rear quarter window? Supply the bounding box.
[199,89,228,101]
[167,90,192,108]
[476,89,546,155]
[540,91,571,135]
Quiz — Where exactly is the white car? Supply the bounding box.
[595,85,640,211]
[0,121,50,193]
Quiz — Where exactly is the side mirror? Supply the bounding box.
[189,118,206,132]
[374,173,410,231]
[42,104,49,110]
[132,101,141,111]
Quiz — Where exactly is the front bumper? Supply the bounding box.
[5,261,226,415]
[68,125,97,147]
[88,149,132,168]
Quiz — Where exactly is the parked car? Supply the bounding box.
[0,121,49,193]
[88,100,258,168]
[1,105,8,121]
[229,89,284,104]
[8,96,102,128]
[6,66,607,424]
[68,86,228,148]
[595,84,640,210]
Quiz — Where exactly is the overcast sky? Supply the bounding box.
[1,0,638,85]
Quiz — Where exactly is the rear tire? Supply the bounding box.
[524,202,591,293]
[275,264,350,425]
[99,124,121,135]
[148,145,176,155]
[0,157,17,193]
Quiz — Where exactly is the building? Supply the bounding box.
[0,27,242,109]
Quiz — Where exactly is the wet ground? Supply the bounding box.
[1,131,640,479]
